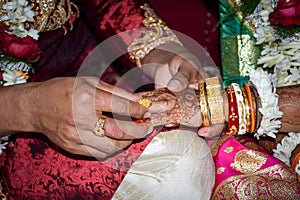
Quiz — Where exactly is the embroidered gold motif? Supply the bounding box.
[31,0,78,34]
[217,167,225,175]
[224,146,234,153]
[0,0,78,35]
[212,164,300,199]
[230,149,267,174]
[128,3,182,67]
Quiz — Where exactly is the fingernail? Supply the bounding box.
[167,80,181,91]
[146,125,154,135]
[143,112,151,119]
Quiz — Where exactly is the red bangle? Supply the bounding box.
[243,83,256,134]
[225,85,239,135]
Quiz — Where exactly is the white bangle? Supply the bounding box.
[232,83,247,135]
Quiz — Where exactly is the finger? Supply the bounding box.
[95,89,149,119]
[98,81,141,102]
[77,128,134,154]
[197,123,225,138]
[154,64,173,89]
[69,144,108,158]
[167,57,204,92]
[167,72,189,92]
[104,117,153,139]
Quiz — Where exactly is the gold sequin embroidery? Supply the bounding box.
[212,164,300,199]
[217,167,225,175]
[224,146,234,153]
[230,149,267,174]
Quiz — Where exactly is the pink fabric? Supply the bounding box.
[211,135,300,199]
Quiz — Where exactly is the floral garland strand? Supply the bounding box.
[249,68,283,139]
[273,132,300,178]
[251,0,300,87]
[273,132,300,167]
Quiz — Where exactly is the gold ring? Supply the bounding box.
[137,98,152,108]
[93,116,106,137]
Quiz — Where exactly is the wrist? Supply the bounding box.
[0,82,41,135]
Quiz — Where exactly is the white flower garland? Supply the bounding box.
[273,132,300,168]
[249,68,283,139]
[250,0,300,87]
[1,0,38,39]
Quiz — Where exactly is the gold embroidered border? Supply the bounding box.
[127,3,182,67]
[212,164,300,199]
[32,0,78,34]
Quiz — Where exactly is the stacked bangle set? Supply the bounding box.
[225,82,261,136]
[199,77,226,127]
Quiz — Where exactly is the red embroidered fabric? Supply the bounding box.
[0,0,155,199]
[1,132,158,199]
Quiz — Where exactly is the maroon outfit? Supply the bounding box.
[0,0,154,199]
[0,0,220,199]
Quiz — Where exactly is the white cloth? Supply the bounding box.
[112,130,215,200]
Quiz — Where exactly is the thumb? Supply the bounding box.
[167,72,189,92]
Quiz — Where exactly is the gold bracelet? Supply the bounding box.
[127,3,182,67]
[199,82,210,127]
[205,77,225,124]
[241,87,251,133]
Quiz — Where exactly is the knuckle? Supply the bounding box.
[76,85,93,103]
[116,99,129,115]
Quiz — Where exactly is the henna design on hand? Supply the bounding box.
[139,88,201,127]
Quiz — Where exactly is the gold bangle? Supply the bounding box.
[241,87,251,133]
[199,82,210,127]
[205,77,225,125]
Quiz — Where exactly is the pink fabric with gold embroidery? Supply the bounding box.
[211,135,300,199]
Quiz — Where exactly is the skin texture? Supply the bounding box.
[138,88,201,127]
[277,84,300,132]
[0,77,152,158]
[0,43,218,158]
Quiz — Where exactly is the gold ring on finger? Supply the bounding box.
[93,116,106,137]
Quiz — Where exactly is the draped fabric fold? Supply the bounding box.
[113,130,215,200]
[211,135,300,199]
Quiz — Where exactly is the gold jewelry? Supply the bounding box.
[138,98,152,108]
[128,3,182,67]
[205,77,225,125]
[93,116,106,137]
[241,87,251,133]
[199,82,210,127]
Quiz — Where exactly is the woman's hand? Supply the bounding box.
[142,43,210,92]
[142,42,224,137]
[4,77,152,158]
